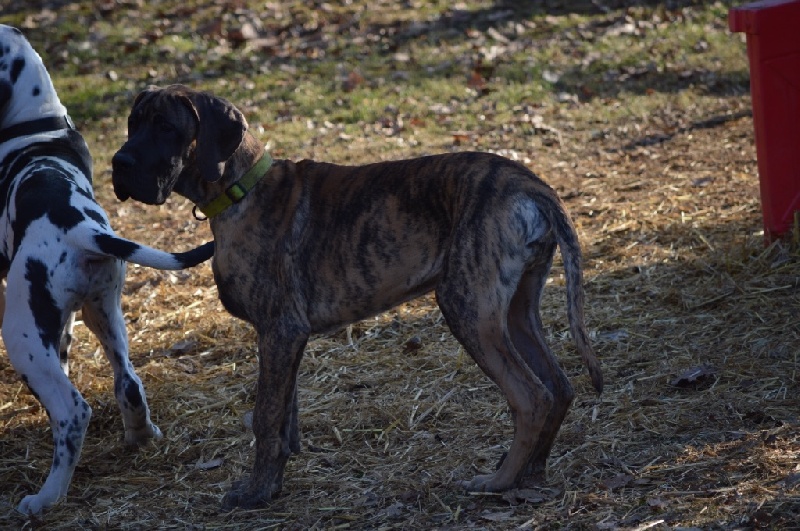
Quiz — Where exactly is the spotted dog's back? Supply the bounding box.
[0,133,213,273]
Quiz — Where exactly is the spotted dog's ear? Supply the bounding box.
[182,90,247,182]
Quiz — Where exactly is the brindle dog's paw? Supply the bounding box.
[221,477,279,511]
[458,472,514,493]
[521,459,548,485]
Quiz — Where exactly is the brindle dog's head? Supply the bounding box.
[111,84,247,204]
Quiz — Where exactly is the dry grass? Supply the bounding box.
[1,1,799,529]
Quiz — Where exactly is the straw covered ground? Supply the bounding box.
[1,0,798,529]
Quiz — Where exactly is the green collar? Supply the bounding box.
[197,152,272,219]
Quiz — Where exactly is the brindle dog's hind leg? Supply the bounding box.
[507,241,575,482]
[436,243,554,492]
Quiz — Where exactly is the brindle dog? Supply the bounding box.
[111,84,602,509]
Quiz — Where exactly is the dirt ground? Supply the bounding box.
[1,1,799,529]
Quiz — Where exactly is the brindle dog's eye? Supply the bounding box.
[163,123,176,133]
[156,116,176,134]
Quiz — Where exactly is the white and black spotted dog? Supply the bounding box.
[0,25,213,514]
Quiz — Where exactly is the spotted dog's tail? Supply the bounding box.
[536,186,603,395]
[72,228,214,270]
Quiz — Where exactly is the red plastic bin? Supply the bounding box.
[729,0,800,241]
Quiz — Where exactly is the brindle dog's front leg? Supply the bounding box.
[222,321,309,510]
[273,381,301,493]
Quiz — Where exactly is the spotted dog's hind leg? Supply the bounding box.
[2,269,92,514]
[58,312,75,376]
[80,262,162,445]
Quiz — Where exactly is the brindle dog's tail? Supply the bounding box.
[71,227,214,270]
[538,187,603,395]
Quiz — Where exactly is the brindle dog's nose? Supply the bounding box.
[111,151,135,172]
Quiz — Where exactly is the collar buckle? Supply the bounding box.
[225,182,247,203]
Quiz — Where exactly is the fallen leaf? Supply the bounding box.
[486,27,510,43]
[195,457,224,470]
[600,473,634,491]
[782,472,800,487]
[168,339,197,353]
[343,70,365,92]
[384,501,406,519]
[647,496,669,509]
[467,70,487,92]
[452,131,472,146]
[242,410,253,430]
[504,488,550,504]
[691,177,714,187]
[481,509,515,522]
[404,336,423,352]
[670,365,717,388]
[198,19,223,38]
[228,23,258,44]
[600,329,629,342]
[543,70,560,83]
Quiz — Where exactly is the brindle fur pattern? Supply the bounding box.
[111,84,603,510]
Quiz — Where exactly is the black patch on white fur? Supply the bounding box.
[122,373,143,409]
[94,233,139,259]
[0,80,11,108]
[0,134,93,258]
[83,207,107,226]
[10,57,24,84]
[177,240,215,267]
[12,171,85,249]
[25,258,62,352]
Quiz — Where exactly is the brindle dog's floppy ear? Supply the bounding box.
[184,90,247,182]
